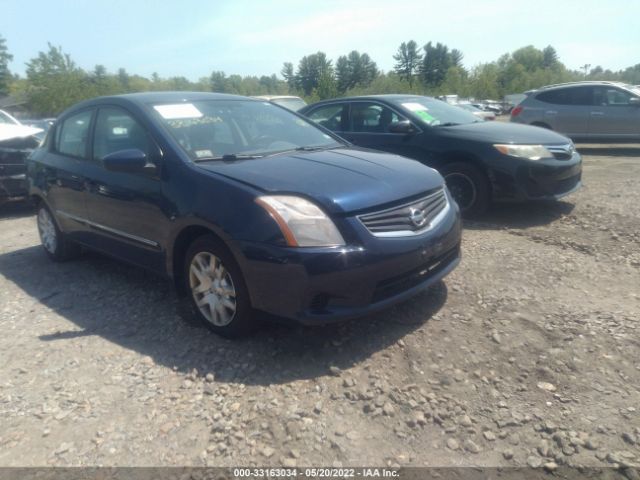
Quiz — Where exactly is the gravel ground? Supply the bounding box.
[0,145,639,473]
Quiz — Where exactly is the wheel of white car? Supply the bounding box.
[36,204,80,261]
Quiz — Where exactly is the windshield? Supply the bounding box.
[151,100,341,160]
[626,84,640,96]
[271,97,307,112]
[394,97,481,126]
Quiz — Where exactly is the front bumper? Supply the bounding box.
[0,172,27,199]
[488,151,582,201]
[237,201,462,324]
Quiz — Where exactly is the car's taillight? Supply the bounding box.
[511,106,524,117]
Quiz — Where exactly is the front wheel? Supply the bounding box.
[441,162,490,217]
[183,235,257,338]
[36,204,80,261]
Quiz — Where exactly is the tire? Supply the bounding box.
[441,162,490,217]
[36,204,81,261]
[182,234,256,338]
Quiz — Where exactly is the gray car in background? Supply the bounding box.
[511,81,640,141]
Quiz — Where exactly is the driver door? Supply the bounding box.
[83,105,168,273]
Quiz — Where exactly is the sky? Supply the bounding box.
[2,0,639,80]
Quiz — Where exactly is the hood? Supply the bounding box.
[0,124,44,143]
[197,147,443,214]
[439,121,571,144]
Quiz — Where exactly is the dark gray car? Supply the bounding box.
[511,81,640,141]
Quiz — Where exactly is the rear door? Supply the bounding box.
[535,87,592,138]
[45,109,94,235]
[83,105,167,273]
[589,87,640,139]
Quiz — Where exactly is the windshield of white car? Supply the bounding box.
[394,97,481,126]
[151,100,342,161]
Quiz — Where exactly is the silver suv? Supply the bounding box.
[511,81,640,141]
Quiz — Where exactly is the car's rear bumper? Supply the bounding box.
[236,203,462,324]
[488,152,582,201]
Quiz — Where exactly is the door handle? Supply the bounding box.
[545,110,557,115]
[590,111,604,116]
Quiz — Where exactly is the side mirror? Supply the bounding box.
[102,149,155,174]
[388,120,416,134]
[629,97,640,106]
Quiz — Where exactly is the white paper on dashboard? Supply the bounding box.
[153,103,203,119]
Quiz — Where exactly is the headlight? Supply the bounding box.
[493,144,552,160]
[256,195,345,247]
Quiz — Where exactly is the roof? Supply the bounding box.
[61,91,259,116]
[253,95,303,101]
[308,94,436,104]
[103,91,252,104]
[525,80,628,94]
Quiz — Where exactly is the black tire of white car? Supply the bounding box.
[183,234,257,338]
[441,162,490,217]
[36,204,81,261]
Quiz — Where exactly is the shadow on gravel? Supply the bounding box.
[0,245,447,386]
[464,200,574,230]
[0,201,33,220]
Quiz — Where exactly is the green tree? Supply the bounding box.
[542,45,559,68]
[210,70,228,92]
[281,62,295,90]
[117,68,130,91]
[450,49,464,68]
[393,41,423,87]
[0,34,13,96]
[25,43,92,116]
[334,51,378,93]
[295,52,333,95]
[420,42,452,87]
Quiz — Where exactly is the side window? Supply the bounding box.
[307,104,345,131]
[536,87,593,106]
[349,102,406,133]
[594,87,634,106]
[56,110,93,158]
[93,107,151,161]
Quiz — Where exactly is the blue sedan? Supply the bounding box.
[27,92,461,337]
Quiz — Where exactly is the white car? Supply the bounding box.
[456,103,495,121]
[253,95,307,112]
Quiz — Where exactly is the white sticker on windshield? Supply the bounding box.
[402,102,429,112]
[154,103,203,119]
[195,149,213,158]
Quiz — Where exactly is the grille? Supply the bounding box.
[358,188,448,237]
[546,144,575,160]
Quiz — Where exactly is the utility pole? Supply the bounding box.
[582,64,591,78]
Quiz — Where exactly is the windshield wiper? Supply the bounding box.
[193,153,263,162]
[435,122,461,127]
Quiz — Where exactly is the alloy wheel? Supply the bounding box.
[37,208,58,254]
[189,252,237,326]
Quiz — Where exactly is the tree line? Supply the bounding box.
[1,34,639,117]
